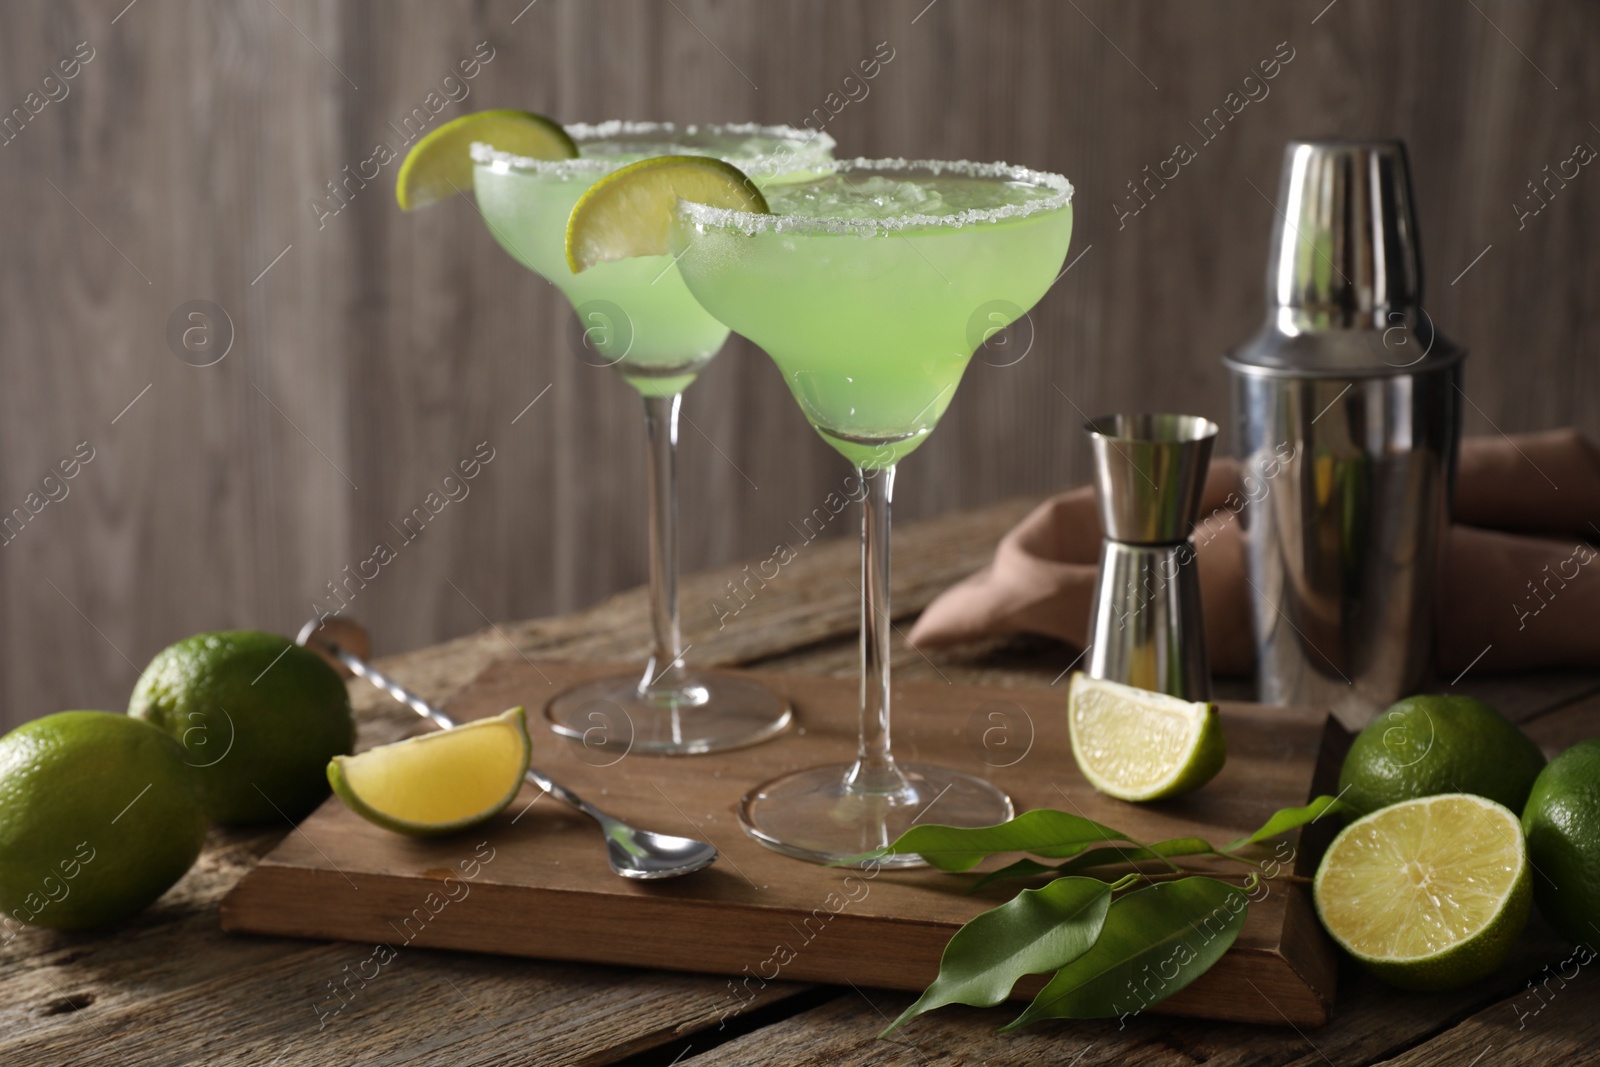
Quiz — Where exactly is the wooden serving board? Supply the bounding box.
[222,659,1347,1027]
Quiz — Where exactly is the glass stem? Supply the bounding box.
[846,464,911,796]
[639,392,691,701]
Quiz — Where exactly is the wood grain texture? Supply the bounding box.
[0,498,1088,1067]
[2,0,1598,733]
[222,660,1344,1027]
[2,496,1596,1064]
[673,926,1588,1067]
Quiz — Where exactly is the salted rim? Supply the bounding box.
[471,120,835,180]
[675,157,1074,236]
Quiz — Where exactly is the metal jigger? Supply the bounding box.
[1084,414,1218,699]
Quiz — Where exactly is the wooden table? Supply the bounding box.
[5,497,1597,1066]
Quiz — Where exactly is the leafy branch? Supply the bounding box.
[876,795,1346,1035]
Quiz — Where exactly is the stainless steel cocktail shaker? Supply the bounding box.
[1225,140,1464,728]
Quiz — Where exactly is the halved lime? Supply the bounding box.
[565,155,768,273]
[396,110,577,211]
[327,707,530,836]
[1067,673,1225,801]
[1314,793,1530,991]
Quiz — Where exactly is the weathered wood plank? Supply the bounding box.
[1371,961,1598,1066]
[671,697,1600,1066]
[8,486,1588,1062]
[0,820,808,1067]
[7,938,806,1067]
[223,661,1343,1027]
[1456,674,1600,726]
[0,492,1025,1065]
[5,484,1592,1064]
[1522,691,1600,755]
[675,929,1575,1067]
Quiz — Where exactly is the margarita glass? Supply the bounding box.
[473,122,833,754]
[674,159,1074,864]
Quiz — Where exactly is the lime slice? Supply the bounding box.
[327,707,530,836]
[1067,674,1225,801]
[1314,793,1530,991]
[565,154,768,273]
[396,110,577,211]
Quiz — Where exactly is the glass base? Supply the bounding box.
[544,672,791,756]
[739,762,1015,867]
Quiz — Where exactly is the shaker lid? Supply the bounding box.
[1225,139,1463,376]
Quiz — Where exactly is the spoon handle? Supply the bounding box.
[520,764,598,819]
[329,646,456,733]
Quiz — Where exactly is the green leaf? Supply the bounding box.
[887,809,1130,873]
[1223,795,1348,852]
[1052,837,1216,874]
[968,857,1061,890]
[881,876,1113,1036]
[1002,876,1249,1029]
[969,837,1217,891]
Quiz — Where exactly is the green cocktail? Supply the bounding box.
[677,161,1072,466]
[675,159,1074,863]
[474,122,830,395]
[472,122,833,754]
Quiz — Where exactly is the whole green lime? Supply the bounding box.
[129,631,354,825]
[0,711,208,930]
[1338,695,1545,815]
[1522,739,1600,946]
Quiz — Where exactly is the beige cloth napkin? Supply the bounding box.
[908,430,1600,676]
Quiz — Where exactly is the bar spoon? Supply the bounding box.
[296,617,718,880]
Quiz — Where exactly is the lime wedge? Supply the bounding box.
[1314,793,1530,991]
[565,155,768,273]
[1067,674,1225,801]
[327,707,530,836]
[396,110,577,211]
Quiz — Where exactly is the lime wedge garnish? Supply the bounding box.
[1067,674,1225,801]
[327,707,530,836]
[565,154,768,273]
[1315,793,1530,991]
[396,110,577,211]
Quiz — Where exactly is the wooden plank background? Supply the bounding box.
[0,0,1595,731]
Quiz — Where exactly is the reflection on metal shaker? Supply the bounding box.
[1225,139,1464,728]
